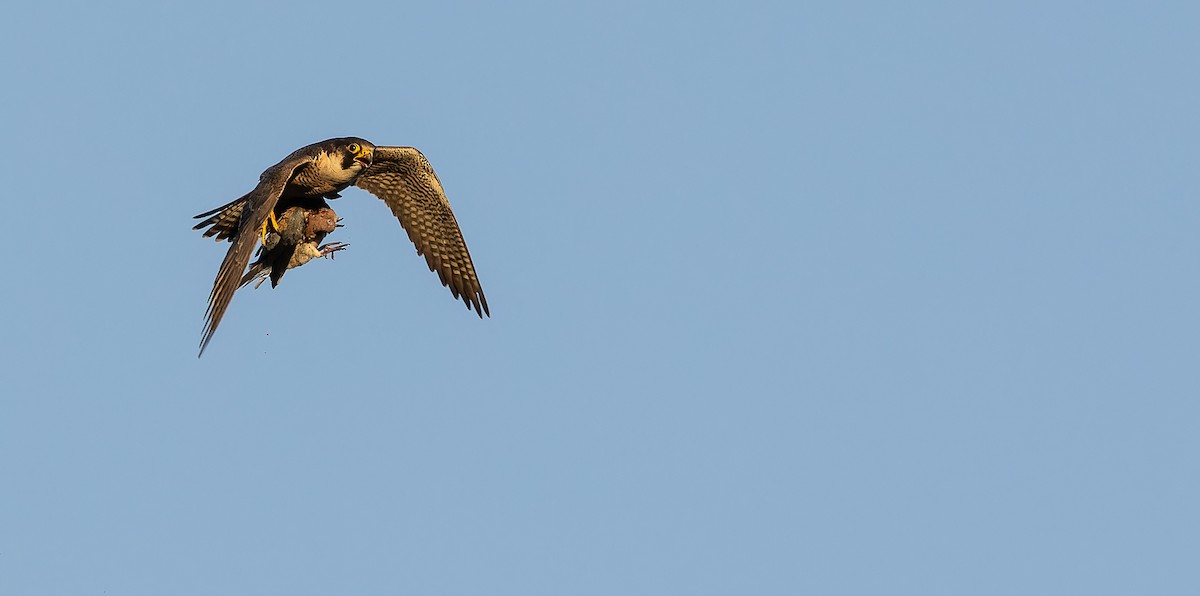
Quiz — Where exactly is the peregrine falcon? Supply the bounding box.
[193,137,488,356]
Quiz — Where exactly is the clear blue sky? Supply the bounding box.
[2,1,1197,594]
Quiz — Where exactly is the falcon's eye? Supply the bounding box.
[347,143,361,154]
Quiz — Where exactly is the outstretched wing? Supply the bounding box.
[354,147,489,317]
[193,194,250,242]
[199,155,313,356]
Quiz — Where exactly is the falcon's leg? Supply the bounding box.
[259,210,281,245]
[318,242,349,259]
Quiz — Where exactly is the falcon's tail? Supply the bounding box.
[193,193,251,242]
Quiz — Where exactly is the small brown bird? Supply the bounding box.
[238,203,347,290]
[193,137,488,356]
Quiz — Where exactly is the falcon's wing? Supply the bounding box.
[199,155,313,356]
[354,147,489,317]
[193,194,250,242]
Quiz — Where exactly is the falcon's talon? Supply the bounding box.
[258,210,281,246]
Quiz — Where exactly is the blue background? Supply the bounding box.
[2,1,1197,594]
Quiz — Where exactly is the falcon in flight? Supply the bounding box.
[193,137,488,356]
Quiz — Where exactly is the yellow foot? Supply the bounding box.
[259,210,281,245]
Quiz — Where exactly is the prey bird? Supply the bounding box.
[238,203,347,290]
[193,137,488,356]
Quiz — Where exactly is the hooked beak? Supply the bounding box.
[354,150,373,168]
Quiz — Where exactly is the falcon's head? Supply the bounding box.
[306,137,376,187]
[335,137,375,171]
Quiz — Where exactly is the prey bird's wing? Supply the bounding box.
[354,147,489,317]
[199,155,314,356]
